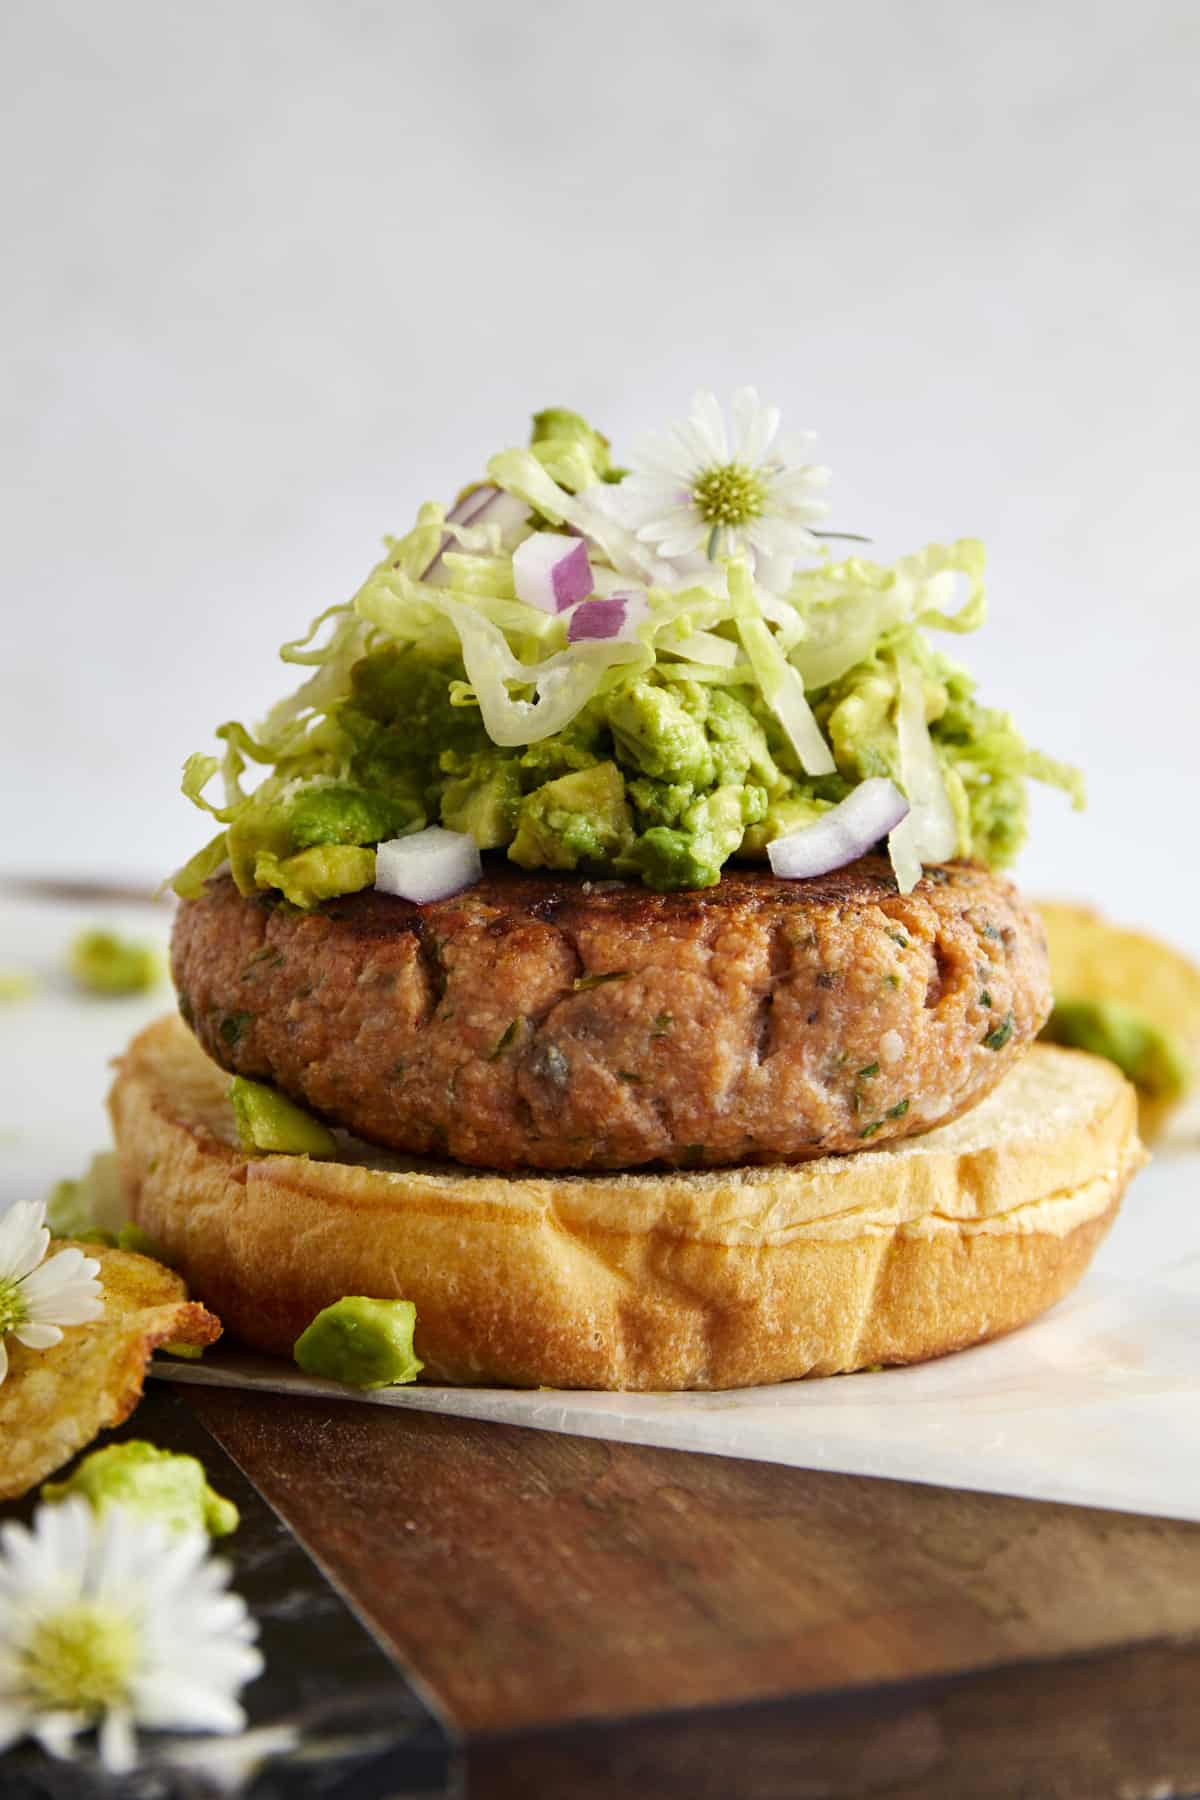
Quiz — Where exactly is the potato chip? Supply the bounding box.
[0,1242,220,1502]
[1038,901,1200,1141]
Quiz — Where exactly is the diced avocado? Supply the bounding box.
[704,688,783,790]
[633,828,718,891]
[634,784,767,891]
[694,783,768,850]
[42,1442,239,1538]
[1042,998,1191,1100]
[348,647,487,751]
[228,1076,339,1157]
[293,1297,424,1389]
[607,681,716,788]
[252,845,376,909]
[626,778,696,832]
[824,670,899,782]
[440,755,522,848]
[517,707,606,783]
[68,929,161,996]
[289,785,411,850]
[0,969,35,1002]
[509,762,634,871]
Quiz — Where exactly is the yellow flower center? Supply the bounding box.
[21,1604,137,1715]
[691,462,767,528]
[0,1276,27,1336]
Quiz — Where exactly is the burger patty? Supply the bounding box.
[171,859,1050,1172]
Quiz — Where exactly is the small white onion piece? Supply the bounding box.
[512,531,594,613]
[567,592,648,643]
[375,827,482,904]
[767,779,910,881]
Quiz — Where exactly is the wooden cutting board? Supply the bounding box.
[180,1384,1200,1800]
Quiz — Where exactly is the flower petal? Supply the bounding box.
[773,430,820,466]
[12,1322,62,1351]
[625,431,689,485]
[637,505,704,541]
[688,391,728,464]
[131,1671,249,1734]
[98,1707,138,1775]
[732,387,780,466]
[746,517,821,557]
[0,1703,34,1753]
[0,1200,50,1285]
[605,481,682,531]
[1,1498,91,1604]
[768,464,831,502]
[753,550,797,595]
[19,1250,103,1327]
[28,1287,104,1329]
[30,1709,87,1761]
[19,1244,89,1291]
[162,1723,301,1792]
[649,522,712,558]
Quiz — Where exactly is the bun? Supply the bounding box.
[110,1016,1142,1391]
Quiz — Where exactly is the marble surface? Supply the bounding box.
[2,3,1199,951]
[0,1388,454,1798]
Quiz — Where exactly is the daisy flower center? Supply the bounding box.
[0,1275,28,1335]
[21,1604,137,1715]
[691,462,767,529]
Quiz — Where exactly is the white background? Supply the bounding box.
[3,1,1198,952]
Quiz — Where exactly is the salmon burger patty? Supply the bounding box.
[171,859,1050,1172]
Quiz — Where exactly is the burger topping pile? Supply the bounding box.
[178,391,1081,906]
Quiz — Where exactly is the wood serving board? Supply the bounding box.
[181,1384,1200,1800]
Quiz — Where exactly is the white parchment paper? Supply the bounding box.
[4,891,1198,1523]
[152,1177,1200,1523]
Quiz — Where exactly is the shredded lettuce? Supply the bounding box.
[177,410,1081,901]
[727,560,835,777]
[887,651,960,892]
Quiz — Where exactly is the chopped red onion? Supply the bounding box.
[767,779,910,881]
[424,486,529,583]
[448,487,498,529]
[375,827,482,904]
[512,531,594,613]
[567,592,648,643]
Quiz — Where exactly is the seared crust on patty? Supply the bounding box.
[171,858,1051,1172]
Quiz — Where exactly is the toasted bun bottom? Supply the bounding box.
[109,1017,1143,1391]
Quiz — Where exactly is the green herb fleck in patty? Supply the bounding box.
[489,1019,522,1060]
[218,1011,255,1048]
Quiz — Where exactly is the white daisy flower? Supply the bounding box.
[0,1499,263,1774]
[615,387,832,587]
[0,1198,103,1386]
